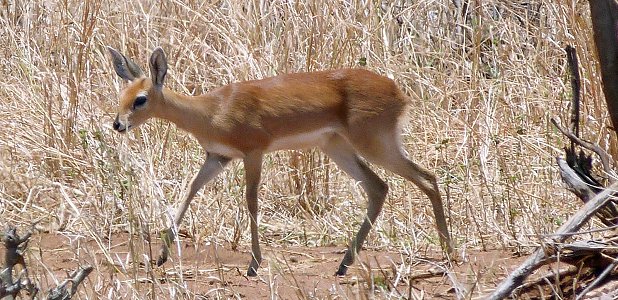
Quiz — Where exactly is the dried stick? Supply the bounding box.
[486,182,618,299]
[575,259,618,299]
[1,226,36,300]
[1,226,93,300]
[46,265,94,300]
[557,157,598,202]
[566,45,581,144]
[551,118,616,183]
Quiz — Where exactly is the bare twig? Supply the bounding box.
[558,155,618,226]
[566,45,581,144]
[516,266,580,295]
[559,240,618,253]
[575,259,618,299]
[2,226,93,300]
[498,239,618,298]
[1,226,36,300]
[45,265,93,300]
[487,182,618,299]
[542,223,618,238]
[557,157,598,202]
[551,118,616,182]
[0,281,24,299]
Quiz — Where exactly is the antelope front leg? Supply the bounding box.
[157,153,230,266]
[243,152,263,276]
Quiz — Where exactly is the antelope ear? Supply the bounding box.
[149,47,167,89]
[107,46,144,81]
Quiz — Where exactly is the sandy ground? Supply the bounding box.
[0,231,538,299]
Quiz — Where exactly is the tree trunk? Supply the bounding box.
[589,0,618,131]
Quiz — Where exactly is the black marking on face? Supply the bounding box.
[133,95,147,110]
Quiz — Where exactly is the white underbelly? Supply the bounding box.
[201,128,336,158]
[266,127,335,152]
[203,142,245,158]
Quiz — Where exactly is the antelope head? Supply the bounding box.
[108,47,168,133]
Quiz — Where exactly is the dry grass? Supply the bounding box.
[0,0,612,298]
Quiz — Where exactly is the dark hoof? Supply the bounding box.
[157,228,174,266]
[156,247,169,266]
[246,256,261,277]
[156,255,167,267]
[246,267,258,277]
[335,265,348,276]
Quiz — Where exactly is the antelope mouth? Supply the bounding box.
[113,122,131,133]
[116,124,132,133]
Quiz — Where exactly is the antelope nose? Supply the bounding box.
[113,116,121,131]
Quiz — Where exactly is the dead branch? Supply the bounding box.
[557,157,599,202]
[576,260,618,299]
[486,182,618,299]
[0,226,36,300]
[46,265,94,300]
[558,155,618,226]
[1,226,92,300]
[552,118,616,182]
[517,265,610,299]
[497,10,618,299]
[0,281,23,300]
[548,240,618,269]
[566,45,581,141]
[559,240,618,254]
[514,239,618,299]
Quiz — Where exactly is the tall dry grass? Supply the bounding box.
[0,0,611,298]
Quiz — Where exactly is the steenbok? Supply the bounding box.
[108,47,452,276]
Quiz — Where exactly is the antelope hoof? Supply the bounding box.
[156,245,170,266]
[246,266,258,277]
[156,228,174,266]
[335,264,348,276]
[246,258,261,277]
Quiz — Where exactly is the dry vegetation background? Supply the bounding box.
[0,0,614,299]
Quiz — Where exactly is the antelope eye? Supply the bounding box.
[133,95,147,109]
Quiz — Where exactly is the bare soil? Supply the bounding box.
[1,232,528,299]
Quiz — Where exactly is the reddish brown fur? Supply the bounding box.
[116,69,409,157]
[109,47,451,277]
